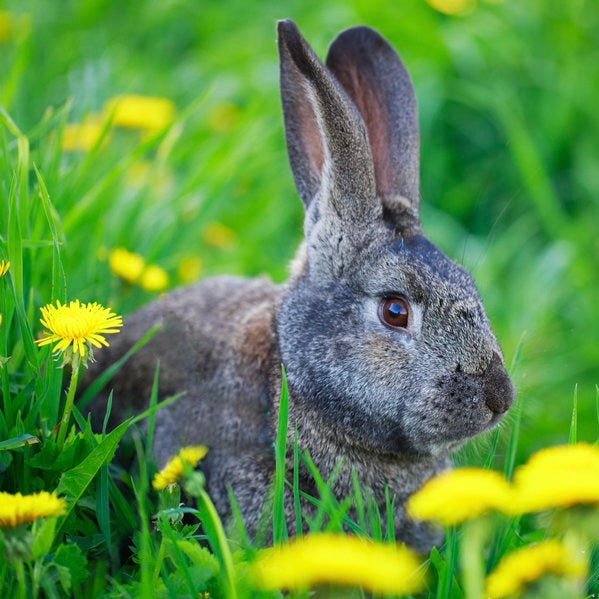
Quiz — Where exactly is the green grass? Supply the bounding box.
[0,0,598,596]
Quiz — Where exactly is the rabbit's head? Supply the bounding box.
[276,21,514,457]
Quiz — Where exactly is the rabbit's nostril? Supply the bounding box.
[482,352,515,414]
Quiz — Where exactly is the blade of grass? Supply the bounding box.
[568,384,578,444]
[273,364,289,543]
[54,418,132,542]
[293,426,302,537]
[33,164,67,303]
[196,487,238,599]
[145,361,160,455]
[132,436,153,599]
[351,469,367,534]
[96,463,115,570]
[77,323,161,411]
[503,334,526,479]
[226,485,252,554]
[384,486,396,543]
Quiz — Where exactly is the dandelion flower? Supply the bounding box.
[178,256,202,283]
[152,445,208,490]
[0,259,9,277]
[485,540,587,598]
[62,116,107,152]
[35,300,122,364]
[104,95,175,132]
[140,264,169,292]
[109,248,145,284]
[208,102,241,133]
[125,160,174,193]
[508,443,599,514]
[202,222,237,250]
[251,533,426,594]
[426,0,476,16]
[0,491,66,528]
[407,467,512,526]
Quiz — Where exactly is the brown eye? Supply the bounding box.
[379,297,410,330]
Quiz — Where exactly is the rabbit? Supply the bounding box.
[86,19,515,553]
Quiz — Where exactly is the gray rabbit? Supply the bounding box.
[88,20,514,552]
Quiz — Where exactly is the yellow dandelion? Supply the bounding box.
[251,533,426,594]
[125,160,174,194]
[0,11,30,43]
[125,160,152,188]
[407,467,512,526]
[104,95,175,132]
[62,115,107,152]
[152,445,208,490]
[97,245,108,261]
[178,256,202,283]
[109,247,145,284]
[0,259,10,277]
[0,11,13,42]
[485,540,587,599]
[508,443,599,515]
[35,300,122,361]
[0,491,66,528]
[426,0,477,16]
[202,222,237,250]
[140,264,169,292]
[208,102,241,133]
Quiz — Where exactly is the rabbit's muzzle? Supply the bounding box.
[435,351,515,437]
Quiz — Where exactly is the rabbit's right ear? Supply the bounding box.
[326,26,421,232]
[277,20,378,228]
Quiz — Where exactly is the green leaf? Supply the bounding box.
[174,539,218,580]
[31,516,58,559]
[54,418,131,541]
[54,542,88,591]
[0,433,38,450]
[27,429,95,472]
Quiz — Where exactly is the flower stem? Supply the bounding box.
[56,357,80,450]
[15,559,26,599]
[197,487,238,599]
[461,518,489,599]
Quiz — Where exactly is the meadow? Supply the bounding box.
[0,0,598,597]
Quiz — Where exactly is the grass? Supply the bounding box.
[0,0,598,596]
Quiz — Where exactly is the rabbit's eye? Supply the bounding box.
[379,297,409,330]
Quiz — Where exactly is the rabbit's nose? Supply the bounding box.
[483,352,515,414]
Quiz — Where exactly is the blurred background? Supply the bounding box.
[1,0,597,462]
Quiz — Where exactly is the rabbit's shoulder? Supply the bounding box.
[87,276,282,459]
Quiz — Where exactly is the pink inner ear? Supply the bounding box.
[333,63,393,198]
[297,94,324,176]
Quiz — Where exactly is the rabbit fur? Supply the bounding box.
[87,20,515,552]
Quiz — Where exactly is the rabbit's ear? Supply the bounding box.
[326,26,420,231]
[278,20,378,225]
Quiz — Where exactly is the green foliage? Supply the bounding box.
[0,0,598,597]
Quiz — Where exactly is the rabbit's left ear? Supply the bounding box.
[326,26,421,232]
[278,20,378,227]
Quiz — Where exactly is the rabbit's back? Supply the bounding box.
[88,276,282,469]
